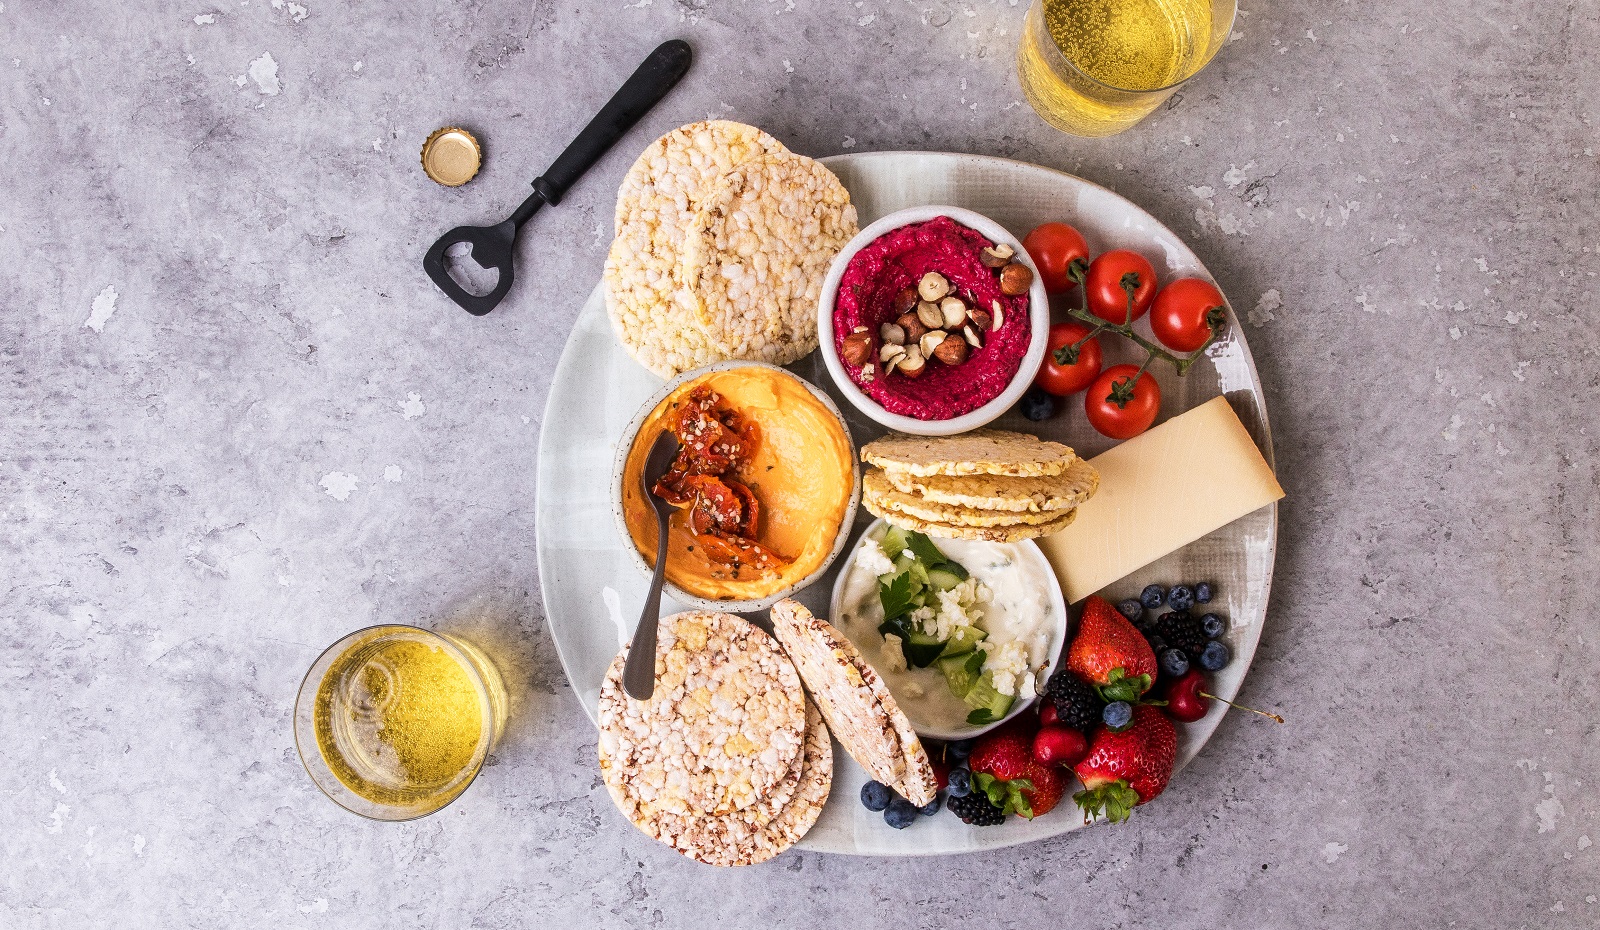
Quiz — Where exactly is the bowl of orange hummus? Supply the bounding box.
[613,362,861,612]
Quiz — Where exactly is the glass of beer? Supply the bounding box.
[1016,0,1237,137]
[294,625,507,820]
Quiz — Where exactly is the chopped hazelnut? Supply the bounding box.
[898,346,926,378]
[999,262,1033,296]
[917,272,950,302]
[979,243,1015,268]
[933,334,969,365]
[939,296,967,329]
[840,330,874,367]
[896,311,929,342]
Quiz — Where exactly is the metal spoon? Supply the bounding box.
[623,432,681,700]
[423,39,693,316]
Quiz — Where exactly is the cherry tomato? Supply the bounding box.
[1150,278,1227,352]
[1085,364,1161,440]
[1034,322,1103,396]
[1021,222,1090,294]
[1084,249,1157,325]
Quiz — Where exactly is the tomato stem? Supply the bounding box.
[1063,303,1228,382]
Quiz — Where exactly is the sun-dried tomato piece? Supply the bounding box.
[695,531,788,576]
[680,475,743,535]
[724,480,760,539]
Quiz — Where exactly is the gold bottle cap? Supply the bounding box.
[421,127,482,187]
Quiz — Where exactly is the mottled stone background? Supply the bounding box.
[2,0,1596,926]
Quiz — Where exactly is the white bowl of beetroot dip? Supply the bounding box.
[817,206,1049,436]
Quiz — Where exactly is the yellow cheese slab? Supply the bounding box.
[1041,396,1284,603]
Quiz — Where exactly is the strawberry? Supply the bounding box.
[968,718,1067,819]
[929,749,952,792]
[1073,704,1178,823]
[1067,595,1157,690]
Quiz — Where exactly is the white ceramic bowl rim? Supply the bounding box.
[816,205,1052,437]
[609,360,863,614]
[827,518,1069,741]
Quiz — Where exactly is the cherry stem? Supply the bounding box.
[1199,691,1285,723]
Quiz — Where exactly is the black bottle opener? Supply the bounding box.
[423,39,693,316]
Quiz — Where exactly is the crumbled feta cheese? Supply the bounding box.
[902,680,925,698]
[879,633,907,673]
[909,605,936,635]
[1018,668,1039,701]
[855,536,897,577]
[979,640,1030,697]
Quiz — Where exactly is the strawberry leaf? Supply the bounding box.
[1073,780,1141,824]
[1097,667,1153,703]
[973,773,1037,819]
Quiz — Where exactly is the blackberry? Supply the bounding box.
[947,791,1006,826]
[1044,669,1104,732]
[1151,611,1207,659]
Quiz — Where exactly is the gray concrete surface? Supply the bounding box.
[3,0,1597,926]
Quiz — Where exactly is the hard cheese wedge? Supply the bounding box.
[1040,396,1284,603]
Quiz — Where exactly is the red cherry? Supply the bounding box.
[929,751,952,790]
[1164,670,1210,723]
[1032,724,1088,767]
[1038,702,1060,727]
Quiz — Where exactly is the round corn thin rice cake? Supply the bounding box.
[883,458,1100,514]
[680,152,857,366]
[861,429,1078,479]
[768,599,932,802]
[600,655,809,838]
[864,468,1078,528]
[651,700,834,868]
[605,120,789,377]
[597,611,806,819]
[862,497,1080,542]
[845,646,938,807]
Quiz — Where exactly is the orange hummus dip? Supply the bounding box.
[622,367,855,602]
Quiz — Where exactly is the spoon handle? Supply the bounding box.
[623,507,673,700]
[528,39,693,214]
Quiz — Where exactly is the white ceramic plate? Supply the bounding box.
[536,151,1278,856]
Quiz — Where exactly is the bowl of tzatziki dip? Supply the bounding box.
[830,519,1068,740]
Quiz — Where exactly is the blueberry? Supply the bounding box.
[1019,387,1056,422]
[948,738,975,760]
[884,797,919,829]
[1140,584,1166,610]
[1159,648,1190,677]
[1200,613,1226,639]
[1147,635,1169,654]
[920,797,943,817]
[1102,700,1134,729]
[1167,585,1195,612]
[947,766,972,797]
[1199,640,1232,672]
[1194,582,1214,604]
[1116,599,1144,622]
[860,780,893,812]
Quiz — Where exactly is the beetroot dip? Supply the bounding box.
[832,216,1032,420]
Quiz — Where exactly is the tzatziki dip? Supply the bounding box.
[832,521,1064,736]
